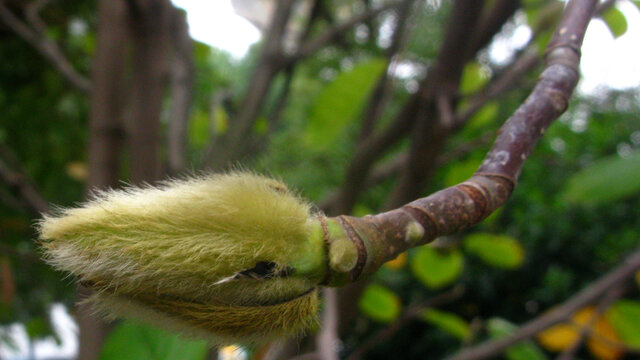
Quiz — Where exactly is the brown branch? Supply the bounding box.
[0,1,91,92]
[358,0,416,140]
[25,0,53,34]
[453,47,540,130]
[327,0,487,214]
[0,144,49,215]
[466,0,520,58]
[287,1,403,64]
[595,0,617,15]
[443,245,640,360]
[383,0,486,209]
[319,0,596,288]
[205,0,295,170]
[126,0,173,183]
[167,8,195,175]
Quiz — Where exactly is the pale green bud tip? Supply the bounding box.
[329,238,358,273]
[37,172,324,343]
[404,221,425,245]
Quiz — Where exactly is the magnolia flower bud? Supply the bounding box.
[38,173,327,344]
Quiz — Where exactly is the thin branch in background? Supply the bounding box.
[465,0,520,58]
[0,144,49,215]
[453,47,541,129]
[317,288,340,360]
[0,0,91,92]
[288,0,403,64]
[555,285,626,360]
[347,285,465,360]
[443,245,640,360]
[317,130,493,212]
[204,0,295,170]
[358,0,416,140]
[25,0,53,33]
[383,0,486,209]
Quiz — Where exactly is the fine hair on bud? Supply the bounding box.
[38,172,326,344]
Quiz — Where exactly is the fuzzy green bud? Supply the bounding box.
[38,172,324,344]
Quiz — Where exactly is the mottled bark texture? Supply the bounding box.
[320,0,596,287]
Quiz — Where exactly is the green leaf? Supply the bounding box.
[411,246,463,289]
[602,7,628,38]
[99,321,207,360]
[464,233,525,269]
[253,116,268,135]
[460,62,488,94]
[633,1,640,11]
[188,108,211,149]
[468,101,499,129]
[488,318,549,360]
[305,58,387,149]
[444,159,483,187]
[358,284,401,323]
[25,317,50,339]
[606,300,640,349]
[561,151,640,205]
[421,308,470,340]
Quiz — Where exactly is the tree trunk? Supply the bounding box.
[126,0,172,183]
[77,0,128,359]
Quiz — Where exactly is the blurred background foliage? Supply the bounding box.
[1,0,640,359]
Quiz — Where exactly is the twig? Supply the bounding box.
[347,285,465,360]
[317,288,340,360]
[443,245,640,360]
[358,0,416,140]
[383,0,486,208]
[0,144,49,215]
[555,285,625,360]
[288,1,403,64]
[205,0,295,170]
[0,0,91,92]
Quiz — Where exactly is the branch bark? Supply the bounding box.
[319,0,596,288]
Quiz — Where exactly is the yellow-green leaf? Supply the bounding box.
[444,159,483,187]
[606,300,640,349]
[467,101,499,129]
[411,246,463,289]
[561,151,640,205]
[100,321,207,360]
[602,7,628,38]
[464,233,525,269]
[358,284,401,323]
[305,59,387,149]
[421,308,470,340]
[538,307,623,360]
[460,62,489,94]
